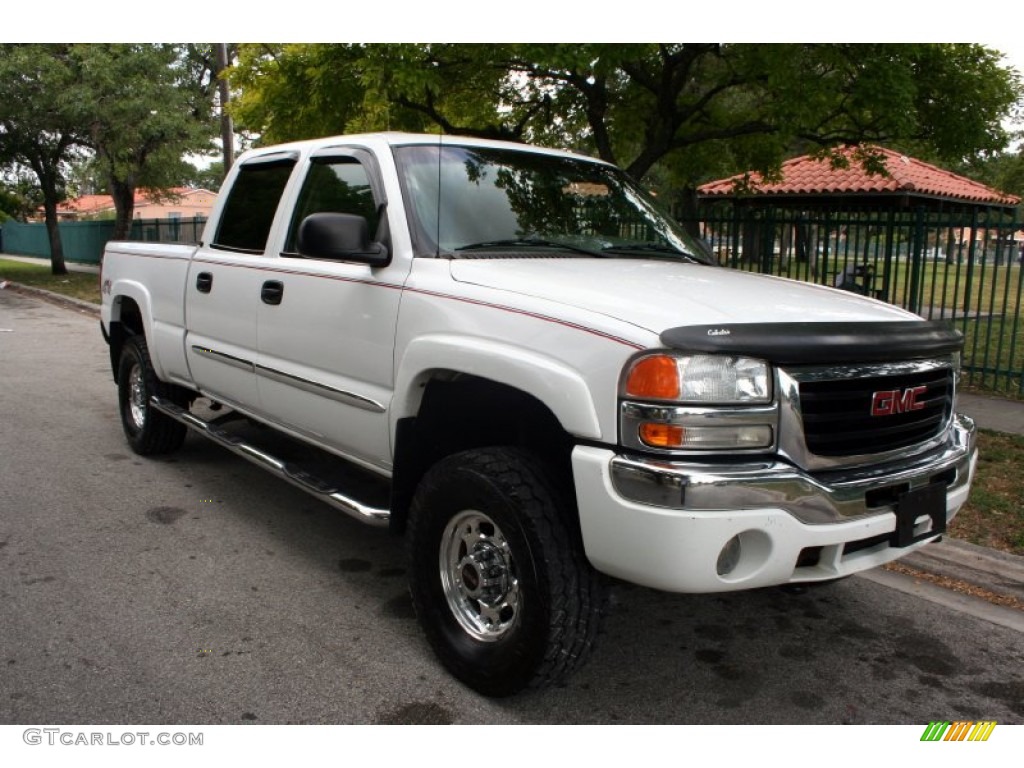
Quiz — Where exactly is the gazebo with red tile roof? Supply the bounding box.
[698,146,1019,211]
[689,146,1021,316]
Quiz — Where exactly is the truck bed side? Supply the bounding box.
[101,241,198,387]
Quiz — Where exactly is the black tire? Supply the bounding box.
[117,334,187,455]
[406,447,605,696]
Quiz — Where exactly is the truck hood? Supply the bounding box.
[449,258,916,335]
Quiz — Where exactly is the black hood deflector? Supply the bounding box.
[659,321,963,365]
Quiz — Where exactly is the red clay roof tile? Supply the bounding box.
[698,146,1020,206]
[56,187,210,215]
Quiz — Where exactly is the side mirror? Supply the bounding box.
[297,212,390,266]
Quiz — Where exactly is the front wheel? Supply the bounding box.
[117,335,187,455]
[407,447,605,696]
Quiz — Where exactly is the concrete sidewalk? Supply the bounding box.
[958,392,1024,435]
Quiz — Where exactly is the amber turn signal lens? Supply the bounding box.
[639,422,685,448]
[625,355,680,400]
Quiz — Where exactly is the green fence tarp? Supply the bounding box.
[0,217,206,264]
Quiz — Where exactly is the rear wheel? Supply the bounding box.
[117,335,187,455]
[407,447,605,696]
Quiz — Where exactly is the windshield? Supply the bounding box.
[393,144,711,262]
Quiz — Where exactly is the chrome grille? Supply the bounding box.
[798,368,953,457]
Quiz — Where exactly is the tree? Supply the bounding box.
[1,44,221,269]
[959,149,1024,209]
[74,44,217,240]
[0,172,44,223]
[992,152,1024,201]
[181,160,226,192]
[230,43,1022,215]
[230,45,395,143]
[0,44,87,274]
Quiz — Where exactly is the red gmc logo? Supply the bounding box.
[871,386,928,416]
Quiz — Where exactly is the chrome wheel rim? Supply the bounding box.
[128,363,146,428]
[439,510,520,642]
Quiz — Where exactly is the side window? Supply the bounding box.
[212,159,295,253]
[284,157,379,255]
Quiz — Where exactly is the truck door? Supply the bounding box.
[185,153,297,412]
[255,148,408,471]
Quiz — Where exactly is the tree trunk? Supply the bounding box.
[41,198,67,276]
[110,179,136,241]
[29,161,69,275]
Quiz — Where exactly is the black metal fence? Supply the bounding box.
[684,204,1024,394]
[128,216,206,246]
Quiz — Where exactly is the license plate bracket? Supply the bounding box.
[892,482,947,548]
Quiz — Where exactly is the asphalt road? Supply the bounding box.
[1,288,1022,725]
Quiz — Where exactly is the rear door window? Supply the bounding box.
[212,157,296,253]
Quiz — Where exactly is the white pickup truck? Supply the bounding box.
[100,132,977,696]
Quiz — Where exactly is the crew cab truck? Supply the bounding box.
[100,132,977,696]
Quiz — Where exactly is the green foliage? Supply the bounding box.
[0,44,219,261]
[181,160,225,192]
[229,43,1022,205]
[958,149,1024,210]
[0,44,89,271]
[72,44,217,237]
[0,176,43,222]
[231,45,378,143]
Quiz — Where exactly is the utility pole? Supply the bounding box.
[214,43,234,175]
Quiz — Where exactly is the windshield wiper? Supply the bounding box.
[600,243,711,264]
[453,238,603,258]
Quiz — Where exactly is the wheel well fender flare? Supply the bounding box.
[391,334,602,441]
[108,282,160,375]
[109,281,154,337]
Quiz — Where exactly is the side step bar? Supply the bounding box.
[150,396,390,528]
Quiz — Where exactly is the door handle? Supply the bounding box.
[261,280,284,305]
[196,272,213,293]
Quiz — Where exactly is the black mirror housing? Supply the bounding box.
[297,212,390,266]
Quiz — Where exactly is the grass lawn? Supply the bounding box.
[951,429,1024,556]
[959,317,1024,395]
[892,260,1021,319]
[0,258,101,304]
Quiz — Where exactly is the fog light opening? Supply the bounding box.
[716,529,773,582]
[717,535,742,576]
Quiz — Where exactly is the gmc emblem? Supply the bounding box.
[871,386,927,416]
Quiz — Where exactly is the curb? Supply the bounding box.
[900,537,1024,603]
[1,281,101,317]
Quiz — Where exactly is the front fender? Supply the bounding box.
[391,334,603,441]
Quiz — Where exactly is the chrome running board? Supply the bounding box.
[150,396,390,527]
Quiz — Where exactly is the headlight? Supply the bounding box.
[624,353,771,404]
[621,352,776,453]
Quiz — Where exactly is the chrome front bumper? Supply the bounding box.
[609,414,976,525]
[571,415,977,593]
